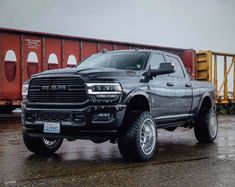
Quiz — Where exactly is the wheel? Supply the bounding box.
[194,109,218,143]
[118,112,157,161]
[228,104,235,114]
[23,130,63,155]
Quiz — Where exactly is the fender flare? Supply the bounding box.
[124,90,151,112]
[196,92,213,115]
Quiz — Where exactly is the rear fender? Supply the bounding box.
[196,92,213,116]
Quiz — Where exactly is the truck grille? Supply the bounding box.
[28,77,87,103]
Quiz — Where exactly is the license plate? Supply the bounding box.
[43,122,60,134]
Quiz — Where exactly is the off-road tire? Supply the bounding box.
[23,130,63,155]
[118,112,157,161]
[194,109,218,143]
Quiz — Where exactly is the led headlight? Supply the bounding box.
[86,83,122,95]
[22,83,29,99]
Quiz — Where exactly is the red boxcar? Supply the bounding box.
[0,27,196,113]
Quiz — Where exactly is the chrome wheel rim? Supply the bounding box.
[209,113,218,138]
[42,137,57,148]
[140,118,156,155]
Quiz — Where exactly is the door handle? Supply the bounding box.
[166,82,174,87]
[185,84,191,87]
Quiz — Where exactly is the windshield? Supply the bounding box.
[77,52,147,70]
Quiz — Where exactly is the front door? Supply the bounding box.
[146,53,176,119]
[165,55,192,118]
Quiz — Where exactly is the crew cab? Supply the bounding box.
[22,50,218,161]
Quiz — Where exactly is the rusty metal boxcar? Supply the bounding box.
[0,28,196,113]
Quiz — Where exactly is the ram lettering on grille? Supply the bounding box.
[28,77,87,103]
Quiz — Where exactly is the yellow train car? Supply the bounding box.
[196,51,235,113]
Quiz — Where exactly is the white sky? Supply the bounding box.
[0,0,235,52]
[1,0,235,92]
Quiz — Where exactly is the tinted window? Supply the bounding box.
[148,53,165,69]
[77,52,147,70]
[166,56,184,78]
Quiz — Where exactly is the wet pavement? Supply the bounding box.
[0,116,235,186]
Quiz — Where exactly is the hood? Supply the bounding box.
[33,68,77,77]
[33,67,138,79]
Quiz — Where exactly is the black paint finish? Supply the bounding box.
[22,50,215,140]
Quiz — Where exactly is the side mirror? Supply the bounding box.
[143,63,175,77]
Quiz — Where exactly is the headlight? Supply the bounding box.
[86,83,122,96]
[22,83,29,99]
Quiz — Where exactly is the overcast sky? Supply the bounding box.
[0,0,235,53]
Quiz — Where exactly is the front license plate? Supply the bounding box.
[43,122,60,134]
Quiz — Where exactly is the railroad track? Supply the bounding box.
[0,113,21,124]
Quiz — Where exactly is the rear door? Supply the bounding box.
[165,55,192,118]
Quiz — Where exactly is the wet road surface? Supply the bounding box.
[0,116,235,186]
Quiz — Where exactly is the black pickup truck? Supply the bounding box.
[22,50,218,161]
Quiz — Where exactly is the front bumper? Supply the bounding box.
[22,104,126,139]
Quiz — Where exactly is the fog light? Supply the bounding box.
[93,113,113,121]
[26,113,36,122]
[72,115,84,123]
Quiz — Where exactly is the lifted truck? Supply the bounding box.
[22,50,218,161]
